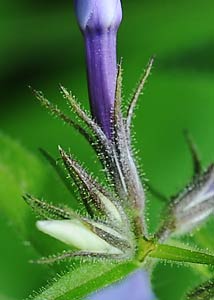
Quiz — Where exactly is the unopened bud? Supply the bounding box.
[37,219,122,254]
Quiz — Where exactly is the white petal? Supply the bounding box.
[74,0,95,30]
[96,190,123,224]
[75,0,122,30]
[36,219,122,254]
[94,0,121,28]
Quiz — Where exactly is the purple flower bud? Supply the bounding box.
[74,0,122,138]
[173,165,214,233]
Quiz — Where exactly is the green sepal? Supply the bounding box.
[39,148,75,197]
[187,278,214,300]
[23,194,73,220]
[27,261,137,300]
[150,244,214,265]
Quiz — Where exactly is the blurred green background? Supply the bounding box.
[1,0,214,299]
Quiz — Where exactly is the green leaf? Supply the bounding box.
[0,131,47,236]
[187,278,214,300]
[0,132,73,257]
[150,244,214,265]
[0,294,17,300]
[28,261,137,300]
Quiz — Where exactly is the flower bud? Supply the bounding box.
[173,165,214,234]
[37,219,122,254]
[74,0,122,138]
[157,165,214,241]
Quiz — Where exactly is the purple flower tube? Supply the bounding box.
[74,0,122,138]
